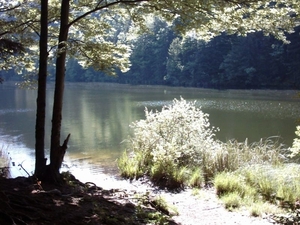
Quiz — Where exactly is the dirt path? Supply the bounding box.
[160,189,275,225]
[100,176,276,225]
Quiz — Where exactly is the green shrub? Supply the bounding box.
[119,97,220,188]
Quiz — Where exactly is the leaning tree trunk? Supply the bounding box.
[49,0,71,182]
[35,0,48,179]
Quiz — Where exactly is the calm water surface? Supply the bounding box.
[0,82,299,182]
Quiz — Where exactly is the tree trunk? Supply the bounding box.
[49,0,70,181]
[35,0,48,179]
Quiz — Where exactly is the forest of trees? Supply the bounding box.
[2,19,300,90]
[65,21,300,90]
[61,22,300,89]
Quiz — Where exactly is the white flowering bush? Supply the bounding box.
[118,97,220,188]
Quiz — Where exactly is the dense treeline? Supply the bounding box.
[2,19,300,89]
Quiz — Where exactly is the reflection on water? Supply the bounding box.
[0,82,299,182]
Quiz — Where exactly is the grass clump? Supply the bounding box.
[248,201,283,217]
[214,172,256,198]
[188,168,205,187]
[117,151,144,179]
[221,192,242,210]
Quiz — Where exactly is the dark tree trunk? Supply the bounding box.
[49,0,70,181]
[35,0,48,179]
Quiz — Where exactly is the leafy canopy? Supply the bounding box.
[0,0,299,76]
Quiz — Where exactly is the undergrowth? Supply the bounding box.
[117,97,298,221]
[214,164,300,223]
[118,97,285,189]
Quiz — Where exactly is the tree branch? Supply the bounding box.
[68,0,149,28]
[0,3,21,13]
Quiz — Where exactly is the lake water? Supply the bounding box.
[0,82,299,182]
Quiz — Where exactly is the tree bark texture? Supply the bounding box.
[35,0,48,178]
[50,0,70,179]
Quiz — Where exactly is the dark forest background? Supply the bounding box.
[2,19,300,90]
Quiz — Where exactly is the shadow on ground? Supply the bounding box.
[0,174,177,225]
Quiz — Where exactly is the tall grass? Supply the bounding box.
[214,164,300,217]
[201,137,285,181]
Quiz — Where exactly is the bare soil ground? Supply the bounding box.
[160,188,275,225]
[0,174,277,225]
